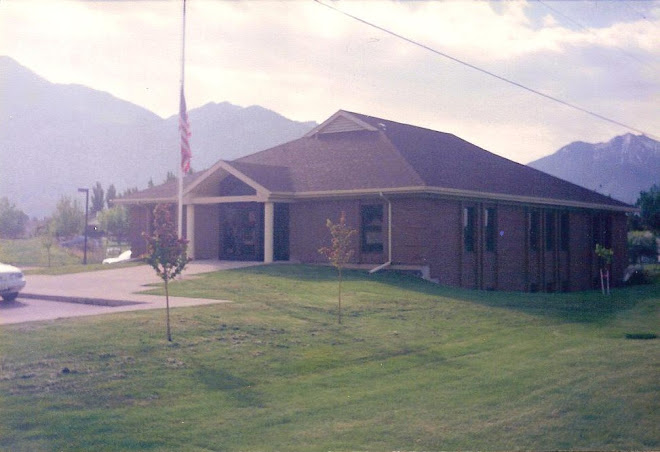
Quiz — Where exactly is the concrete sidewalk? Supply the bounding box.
[0,260,262,325]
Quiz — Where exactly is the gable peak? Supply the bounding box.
[305,110,379,137]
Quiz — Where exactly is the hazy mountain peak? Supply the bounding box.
[529,133,660,204]
[0,57,316,217]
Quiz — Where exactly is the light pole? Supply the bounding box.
[78,188,89,265]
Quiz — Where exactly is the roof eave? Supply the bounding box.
[269,186,637,213]
[114,196,177,205]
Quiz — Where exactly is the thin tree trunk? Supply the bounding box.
[338,268,342,325]
[165,279,172,342]
[606,269,610,296]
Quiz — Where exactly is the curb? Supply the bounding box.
[20,293,146,307]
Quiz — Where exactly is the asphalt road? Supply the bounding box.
[0,260,261,325]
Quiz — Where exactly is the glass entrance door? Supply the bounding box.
[219,203,263,261]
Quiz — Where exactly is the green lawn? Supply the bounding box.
[0,237,81,267]
[0,238,138,274]
[1,265,658,451]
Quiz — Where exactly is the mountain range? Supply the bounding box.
[528,133,660,205]
[0,56,316,218]
[1,56,657,218]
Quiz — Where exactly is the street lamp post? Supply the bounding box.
[78,188,89,265]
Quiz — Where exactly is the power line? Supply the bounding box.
[623,1,657,25]
[536,0,658,71]
[313,0,658,140]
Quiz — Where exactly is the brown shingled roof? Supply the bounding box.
[345,111,631,208]
[236,129,424,192]
[235,110,631,209]
[224,161,294,192]
[119,109,633,211]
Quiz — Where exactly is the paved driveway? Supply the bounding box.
[0,261,262,325]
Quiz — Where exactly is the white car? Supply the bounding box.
[0,263,26,302]
[102,250,132,264]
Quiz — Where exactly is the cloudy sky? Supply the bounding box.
[1,0,658,164]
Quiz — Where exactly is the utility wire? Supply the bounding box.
[313,0,658,140]
[623,1,657,25]
[536,0,658,71]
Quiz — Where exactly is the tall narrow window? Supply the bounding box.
[591,213,612,248]
[463,207,475,252]
[545,212,555,251]
[560,212,570,251]
[485,207,496,252]
[591,215,600,247]
[361,205,383,253]
[529,211,540,251]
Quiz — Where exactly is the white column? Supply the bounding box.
[186,204,195,260]
[264,202,274,263]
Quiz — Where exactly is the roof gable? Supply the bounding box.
[217,173,258,196]
[184,160,271,198]
[304,110,378,137]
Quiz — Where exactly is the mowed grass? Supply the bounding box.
[0,238,80,267]
[1,265,658,451]
[0,238,140,274]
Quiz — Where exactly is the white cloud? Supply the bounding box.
[0,0,658,164]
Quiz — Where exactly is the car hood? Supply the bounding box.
[0,263,23,274]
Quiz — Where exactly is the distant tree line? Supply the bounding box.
[0,197,29,239]
[628,184,660,264]
[629,184,660,233]
[0,172,178,241]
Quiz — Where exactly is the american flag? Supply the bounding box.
[179,86,192,174]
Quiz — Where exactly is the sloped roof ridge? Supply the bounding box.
[227,159,288,170]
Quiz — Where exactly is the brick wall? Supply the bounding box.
[128,197,626,293]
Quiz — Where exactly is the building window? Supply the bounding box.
[529,211,540,251]
[560,212,569,251]
[485,207,496,252]
[463,207,475,252]
[592,213,612,248]
[361,205,383,253]
[545,212,555,251]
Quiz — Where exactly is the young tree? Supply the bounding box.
[40,222,55,267]
[319,211,356,324]
[595,244,614,296]
[143,204,189,342]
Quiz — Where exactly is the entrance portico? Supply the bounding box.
[179,160,286,264]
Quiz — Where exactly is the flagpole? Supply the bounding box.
[178,0,187,239]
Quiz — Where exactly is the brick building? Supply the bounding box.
[118,110,634,292]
